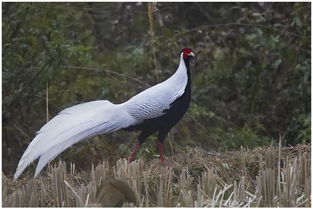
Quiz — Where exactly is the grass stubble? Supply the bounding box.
[2,143,311,207]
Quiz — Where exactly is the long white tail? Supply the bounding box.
[14,100,136,179]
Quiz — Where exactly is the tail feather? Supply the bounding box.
[34,121,122,177]
[14,100,136,179]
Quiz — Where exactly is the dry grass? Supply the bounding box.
[2,144,311,207]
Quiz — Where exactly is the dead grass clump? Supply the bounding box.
[2,144,311,207]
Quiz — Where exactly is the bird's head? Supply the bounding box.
[181,48,195,59]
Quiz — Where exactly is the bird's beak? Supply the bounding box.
[188,52,195,57]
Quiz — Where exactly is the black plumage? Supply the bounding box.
[126,51,193,164]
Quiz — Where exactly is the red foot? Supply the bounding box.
[157,141,172,166]
[127,156,136,163]
[128,142,140,163]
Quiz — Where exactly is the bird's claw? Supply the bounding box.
[127,156,136,163]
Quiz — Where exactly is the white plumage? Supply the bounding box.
[14,52,189,179]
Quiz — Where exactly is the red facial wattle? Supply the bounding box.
[182,48,194,58]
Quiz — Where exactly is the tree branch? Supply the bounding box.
[61,66,150,87]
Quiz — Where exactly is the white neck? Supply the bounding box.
[170,53,187,81]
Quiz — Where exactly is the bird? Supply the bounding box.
[14,48,195,179]
[95,176,137,207]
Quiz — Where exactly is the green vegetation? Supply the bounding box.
[2,2,310,175]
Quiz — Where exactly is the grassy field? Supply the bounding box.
[2,144,311,207]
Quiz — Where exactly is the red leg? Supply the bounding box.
[157,141,171,166]
[128,142,140,163]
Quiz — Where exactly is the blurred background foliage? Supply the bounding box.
[2,2,310,175]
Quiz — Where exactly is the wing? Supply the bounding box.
[124,78,187,121]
